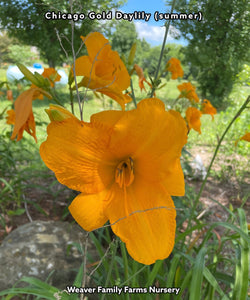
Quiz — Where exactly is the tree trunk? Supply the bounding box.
[47,58,55,68]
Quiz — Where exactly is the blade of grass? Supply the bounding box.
[176,269,192,300]
[89,232,109,272]
[181,252,229,299]
[20,276,58,293]
[237,208,249,300]
[0,287,58,300]
[100,239,118,300]
[120,241,129,285]
[175,223,206,243]
[164,253,181,300]
[203,268,229,300]
[189,247,206,300]
[146,260,163,286]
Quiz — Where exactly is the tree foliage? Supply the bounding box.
[0,0,124,67]
[108,21,138,60]
[172,0,250,106]
[0,32,14,65]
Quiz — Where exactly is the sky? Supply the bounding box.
[119,0,186,46]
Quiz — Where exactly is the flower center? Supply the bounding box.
[115,157,134,188]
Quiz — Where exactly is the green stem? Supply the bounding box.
[130,78,137,108]
[48,88,64,107]
[150,0,176,98]
[188,95,250,228]
[69,85,75,115]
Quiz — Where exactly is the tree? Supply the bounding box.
[0,31,13,65]
[8,44,35,65]
[171,0,250,106]
[109,21,138,58]
[0,0,125,67]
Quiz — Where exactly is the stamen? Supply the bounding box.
[115,157,134,188]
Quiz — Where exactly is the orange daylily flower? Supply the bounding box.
[134,64,152,92]
[166,58,184,80]
[201,99,217,120]
[9,68,58,142]
[40,98,187,265]
[186,107,202,134]
[9,88,46,142]
[42,68,61,88]
[75,32,131,110]
[178,82,199,103]
[235,132,250,146]
[239,132,250,142]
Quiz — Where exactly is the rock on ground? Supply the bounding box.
[0,220,98,291]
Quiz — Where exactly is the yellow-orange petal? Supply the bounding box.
[6,109,15,125]
[11,109,37,142]
[240,132,250,142]
[11,89,38,141]
[23,110,37,142]
[134,64,152,92]
[90,98,187,196]
[79,76,131,110]
[108,99,187,195]
[201,99,217,120]
[75,55,93,78]
[235,132,250,146]
[40,117,116,194]
[77,32,130,92]
[178,82,199,103]
[104,178,176,265]
[69,191,108,231]
[166,58,184,80]
[90,109,125,127]
[186,107,202,134]
[81,32,111,64]
[42,68,61,87]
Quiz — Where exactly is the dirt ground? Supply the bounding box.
[188,145,249,223]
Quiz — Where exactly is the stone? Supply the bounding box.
[0,220,99,292]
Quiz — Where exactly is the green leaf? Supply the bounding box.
[176,269,192,300]
[73,263,84,286]
[7,208,25,216]
[165,253,181,300]
[0,287,58,300]
[20,276,58,293]
[128,42,136,66]
[189,247,206,300]
[17,63,41,86]
[146,260,163,286]
[234,208,249,300]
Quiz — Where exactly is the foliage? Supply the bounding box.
[0,0,125,67]
[110,21,138,58]
[8,44,35,65]
[172,0,250,107]
[236,64,250,86]
[0,31,14,66]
